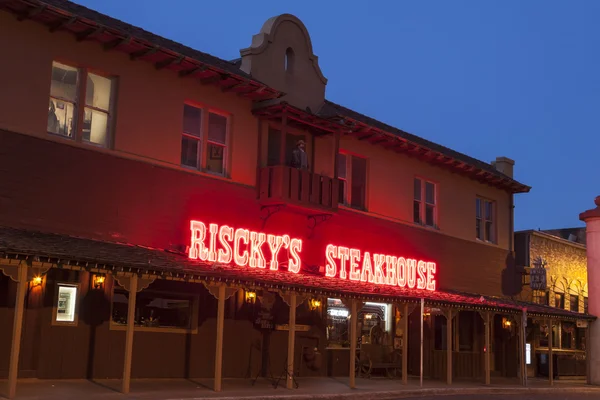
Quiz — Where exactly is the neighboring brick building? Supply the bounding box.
[515,229,589,379]
[0,0,593,398]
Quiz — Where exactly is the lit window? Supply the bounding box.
[181,104,228,176]
[569,295,579,312]
[337,152,367,210]
[476,197,495,243]
[48,61,114,147]
[414,178,437,227]
[554,293,565,309]
[111,288,197,332]
[54,283,78,325]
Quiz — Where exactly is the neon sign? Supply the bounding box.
[188,220,436,291]
[188,221,302,273]
[324,245,436,291]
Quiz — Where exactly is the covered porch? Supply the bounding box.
[0,227,594,399]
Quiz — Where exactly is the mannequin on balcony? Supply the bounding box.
[290,139,309,170]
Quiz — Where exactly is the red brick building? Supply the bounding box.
[0,0,593,397]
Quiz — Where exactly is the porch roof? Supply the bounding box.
[0,226,593,321]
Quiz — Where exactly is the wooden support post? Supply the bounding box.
[548,319,554,386]
[286,293,297,389]
[420,298,424,387]
[523,310,528,387]
[122,274,138,394]
[7,263,28,399]
[280,111,287,165]
[349,299,358,389]
[333,131,341,179]
[446,309,453,385]
[484,311,491,385]
[402,303,409,384]
[214,284,226,392]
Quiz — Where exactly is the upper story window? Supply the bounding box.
[48,61,114,148]
[569,295,579,312]
[476,197,495,243]
[414,178,437,227]
[338,153,367,210]
[181,104,228,176]
[554,292,565,309]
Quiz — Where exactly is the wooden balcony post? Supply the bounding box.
[256,118,263,198]
[7,262,28,399]
[280,110,287,166]
[333,131,341,179]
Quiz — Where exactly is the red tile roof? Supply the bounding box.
[0,226,592,320]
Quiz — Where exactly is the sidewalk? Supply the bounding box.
[1,376,598,400]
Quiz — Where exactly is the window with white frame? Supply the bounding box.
[476,197,495,242]
[413,178,436,227]
[181,104,228,175]
[47,61,114,147]
[337,152,367,210]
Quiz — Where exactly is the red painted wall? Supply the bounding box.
[0,129,512,297]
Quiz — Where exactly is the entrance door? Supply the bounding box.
[267,127,306,167]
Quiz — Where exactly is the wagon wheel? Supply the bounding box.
[355,355,372,378]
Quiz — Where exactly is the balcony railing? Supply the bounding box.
[259,166,339,212]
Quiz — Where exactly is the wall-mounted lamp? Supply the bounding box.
[32,275,42,286]
[92,274,105,289]
[245,290,257,304]
[308,298,321,311]
[502,317,512,330]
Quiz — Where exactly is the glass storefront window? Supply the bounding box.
[326,298,350,347]
[111,288,196,331]
[561,322,575,349]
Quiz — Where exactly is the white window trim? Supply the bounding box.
[414,177,438,229]
[476,197,496,243]
[52,282,80,327]
[338,152,367,210]
[182,104,230,177]
[48,61,115,148]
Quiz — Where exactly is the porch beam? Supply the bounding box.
[122,274,138,394]
[280,110,287,166]
[349,299,358,389]
[286,293,297,389]
[7,262,28,399]
[548,319,554,386]
[214,284,226,392]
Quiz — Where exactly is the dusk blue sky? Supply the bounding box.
[77,0,600,231]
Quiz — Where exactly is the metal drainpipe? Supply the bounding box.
[509,192,514,253]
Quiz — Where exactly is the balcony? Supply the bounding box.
[258,166,339,213]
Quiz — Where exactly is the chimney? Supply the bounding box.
[491,156,515,178]
[568,233,578,242]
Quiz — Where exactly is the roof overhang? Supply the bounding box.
[254,102,531,194]
[0,0,281,101]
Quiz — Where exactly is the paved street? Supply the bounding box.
[402,395,598,400]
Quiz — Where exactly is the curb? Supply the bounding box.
[171,385,600,400]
